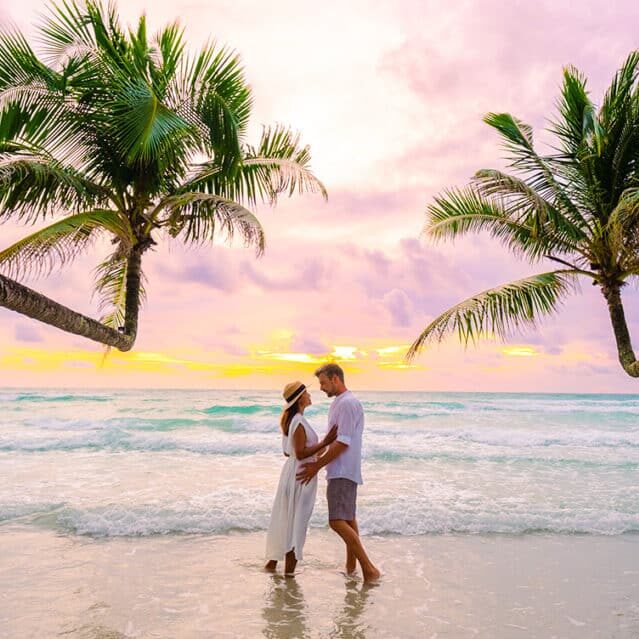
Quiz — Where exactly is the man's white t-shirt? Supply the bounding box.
[326,390,364,485]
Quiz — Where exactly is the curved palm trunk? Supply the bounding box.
[123,245,143,340]
[0,274,135,351]
[602,284,639,377]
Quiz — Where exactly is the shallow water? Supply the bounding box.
[1,528,637,638]
[1,388,638,537]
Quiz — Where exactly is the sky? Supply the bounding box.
[1,0,639,391]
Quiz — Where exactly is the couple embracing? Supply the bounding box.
[264,363,380,582]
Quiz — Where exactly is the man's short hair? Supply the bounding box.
[315,363,344,383]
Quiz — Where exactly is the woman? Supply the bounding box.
[264,381,337,575]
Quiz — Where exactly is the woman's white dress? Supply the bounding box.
[265,413,319,561]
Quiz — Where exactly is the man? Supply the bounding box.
[296,363,380,582]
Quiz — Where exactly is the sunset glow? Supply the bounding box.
[1,0,638,392]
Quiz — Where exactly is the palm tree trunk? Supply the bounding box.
[123,244,143,341]
[602,283,639,377]
[0,273,135,351]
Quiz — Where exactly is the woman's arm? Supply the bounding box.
[293,424,338,460]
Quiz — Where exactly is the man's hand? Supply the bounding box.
[296,460,320,485]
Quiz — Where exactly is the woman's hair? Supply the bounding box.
[280,398,301,436]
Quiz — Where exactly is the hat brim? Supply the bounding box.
[284,386,306,409]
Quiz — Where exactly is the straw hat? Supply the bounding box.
[282,381,306,409]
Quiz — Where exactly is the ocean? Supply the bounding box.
[2,388,638,538]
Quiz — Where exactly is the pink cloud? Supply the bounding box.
[3,1,639,390]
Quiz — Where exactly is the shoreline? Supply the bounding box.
[4,387,639,397]
[1,526,637,638]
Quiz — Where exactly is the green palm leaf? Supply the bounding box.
[166,43,252,168]
[0,209,132,278]
[0,27,86,156]
[407,271,578,360]
[0,1,325,353]
[38,0,98,66]
[551,65,594,157]
[157,191,265,253]
[426,186,583,261]
[473,169,586,239]
[0,156,109,221]
[484,112,592,231]
[108,76,195,163]
[94,245,146,329]
[184,125,327,206]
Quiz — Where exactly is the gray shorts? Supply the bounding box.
[327,478,358,521]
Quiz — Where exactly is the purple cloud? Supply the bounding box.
[290,335,330,355]
[383,288,413,328]
[14,323,43,343]
[241,258,326,291]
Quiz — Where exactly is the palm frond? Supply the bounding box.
[37,0,98,67]
[0,155,110,221]
[0,28,80,151]
[108,76,196,163]
[241,125,327,203]
[473,169,588,242]
[177,43,252,164]
[406,270,578,360]
[600,51,639,132]
[145,22,186,99]
[607,187,639,267]
[94,243,146,329]
[0,28,58,95]
[183,124,327,206]
[600,52,639,207]
[426,186,583,260]
[157,191,264,253]
[0,209,132,279]
[484,112,593,232]
[550,66,597,156]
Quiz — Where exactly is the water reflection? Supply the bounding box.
[261,575,375,638]
[328,580,374,639]
[262,576,310,639]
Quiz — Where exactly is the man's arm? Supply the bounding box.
[296,441,348,485]
[293,424,338,460]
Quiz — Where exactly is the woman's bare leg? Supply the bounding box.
[284,550,297,575]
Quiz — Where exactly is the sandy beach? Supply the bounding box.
[3,0,639,634]
[1,526,637,638]
[0,391,639,639]
[2,389,639,637]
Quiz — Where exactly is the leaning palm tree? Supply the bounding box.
[0,1,325,351]
[408,52,639,377]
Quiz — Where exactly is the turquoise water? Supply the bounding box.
[1,389,638,536]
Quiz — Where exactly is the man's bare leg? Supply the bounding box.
[264,560,277,572]
[329,519,380,582]
[345,519,358,574]
[284,550,297,575]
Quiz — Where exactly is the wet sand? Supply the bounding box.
[1,527,638,638]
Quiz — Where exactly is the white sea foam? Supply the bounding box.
[3,497,637,537]
[2,389,639,538]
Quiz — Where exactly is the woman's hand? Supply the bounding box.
[322,424,338,447]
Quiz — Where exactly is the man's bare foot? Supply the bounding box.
[345,565,358,577]
[264,560,277,572]
[363,566,381,582]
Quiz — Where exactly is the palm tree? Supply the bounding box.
[408,52,639,377]
[0,1,325,351]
